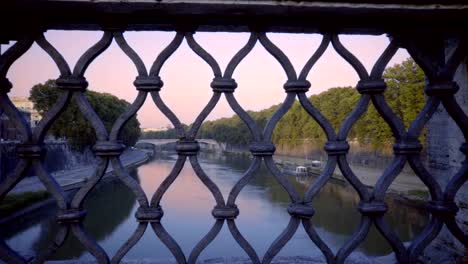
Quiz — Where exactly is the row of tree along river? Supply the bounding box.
[142,58,426,171]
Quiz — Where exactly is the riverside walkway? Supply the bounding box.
[9,148,153,195]
[274,155,428,195]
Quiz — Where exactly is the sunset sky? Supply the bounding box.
[3,31,409,128]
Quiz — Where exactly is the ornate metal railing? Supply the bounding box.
[0,1,467,263]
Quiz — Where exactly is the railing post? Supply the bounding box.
[426,40,468,262]
[392,32,468,262]
[452,41,468,264]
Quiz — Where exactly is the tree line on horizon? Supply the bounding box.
[142,58,425,151]
[29,80,141,149]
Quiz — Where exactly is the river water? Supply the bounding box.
[4,152,429,261]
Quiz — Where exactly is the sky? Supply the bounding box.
[2,31,409,128]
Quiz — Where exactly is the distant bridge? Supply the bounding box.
[137,139,226,152]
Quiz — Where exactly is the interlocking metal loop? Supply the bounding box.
[331,35,413,263]
[0,27,466,264]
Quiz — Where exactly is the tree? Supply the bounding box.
[29,80,141,149]
[140,124,189,139]
[354,58,425,149]
[383,58,425,127]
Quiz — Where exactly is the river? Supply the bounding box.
[3,152,429,261]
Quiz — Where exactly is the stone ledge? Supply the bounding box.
[45,254,385,264]
[1,0,467,40]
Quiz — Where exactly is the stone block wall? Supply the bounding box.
[426,44,467,260]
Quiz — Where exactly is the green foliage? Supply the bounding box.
[198,105,278,145]
[29,80,141,149]
[142,58,425,151]
[384,58,426,127]
[354,58,426,149]
[140,124,189,139]
[407,189,429,199]
[273,87,359,147]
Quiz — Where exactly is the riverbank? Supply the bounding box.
[149,142,429,205]
[0,147,154,224]
[273,154,429,207]
[274,155,427,188]
[225,149,429,205]
[142,140,428,201]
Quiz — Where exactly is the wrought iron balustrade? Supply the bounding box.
[0,1,467,263]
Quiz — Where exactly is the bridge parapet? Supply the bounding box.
[0,1,467,263]
[138,139,226,152]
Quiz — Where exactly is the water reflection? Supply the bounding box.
[3,177,136,259]
[4,152,429,260]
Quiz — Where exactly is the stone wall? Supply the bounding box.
[0,141,96,181]
[426,44,467,260]
[451,57,468,258]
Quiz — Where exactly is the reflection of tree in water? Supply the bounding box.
[1,204,57,240]
[5,153,431,258]
[308,180,429,255]
[203,153,429,255]
[199,152,251,173]
[32,170,137,260]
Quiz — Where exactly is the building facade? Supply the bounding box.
[10,97,41,128]
[0,97,40,141]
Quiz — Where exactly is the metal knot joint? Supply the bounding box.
[427,201,459,216]
[17,144,45,158]
[135,206,164,222]
[288,203,315,219]
[324,141,349,155]
[356,79,386,94]
[176,140,200,156]
[425,81,459,96]
[55,76,88,91]
[249,142,276,156]
[0,77,12,94]
[358,201,388,216]
[283,80,311,93]
[393,140,422,155]
[57,209,87,223]
[92,141,125,157]
[212,205,239,219]
[134,76,163,92]
[211,77,237,93]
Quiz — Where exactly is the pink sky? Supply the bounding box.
[3,31,409,128]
